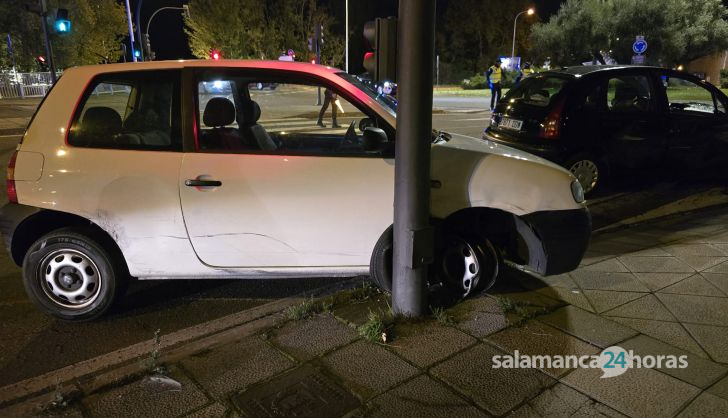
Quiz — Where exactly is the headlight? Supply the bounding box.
[571,180,585,203]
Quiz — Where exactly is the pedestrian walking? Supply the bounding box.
[317,87,341,128]
[486,61,503,111]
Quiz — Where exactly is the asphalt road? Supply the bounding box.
[0,94,726,389]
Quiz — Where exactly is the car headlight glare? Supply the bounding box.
[571,180,585,203]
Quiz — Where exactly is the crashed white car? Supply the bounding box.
[1,60,590,320]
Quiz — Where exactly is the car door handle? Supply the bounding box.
[185,179,222,187]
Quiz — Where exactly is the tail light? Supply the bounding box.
[7,150,17,203]
[539,99,566,139]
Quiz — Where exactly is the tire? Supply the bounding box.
[434,234,500,298]
[369,226,393,292]
[369,227,501,297]
[565,153,607,195]
[22,227,127,321]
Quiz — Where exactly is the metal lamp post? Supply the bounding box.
[511,8,534,70]
[145,6,188,59]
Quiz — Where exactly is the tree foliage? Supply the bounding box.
[436,0,537,78]
[530,0,728,66]
[184,0,344,65]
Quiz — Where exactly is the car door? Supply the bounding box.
[658,71,728,168]
[179,68,395,268]
[595,71,666,168]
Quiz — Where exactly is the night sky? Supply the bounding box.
[138,0,565,60]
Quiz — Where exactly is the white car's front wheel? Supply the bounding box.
[22,228,127,321]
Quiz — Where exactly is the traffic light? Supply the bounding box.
[210,49,221,60]
[35,55,48,70]
[362,17,397,82]
[54,8,71,33]
[143,33,153,60]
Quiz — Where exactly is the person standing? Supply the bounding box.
[317,87,341,128]
[515,62,532,84]
[486,61,503,111]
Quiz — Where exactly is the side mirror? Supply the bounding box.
[358,117,375,132]
[362,127,387,152]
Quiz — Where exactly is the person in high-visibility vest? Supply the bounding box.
[515,62,533,85]
[486,61,502,111]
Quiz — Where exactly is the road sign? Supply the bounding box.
[631,55,646,65]
[633,36,648,55]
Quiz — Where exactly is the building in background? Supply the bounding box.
[686,51,728,86]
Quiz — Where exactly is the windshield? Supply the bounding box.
[337,72,397,117]
[504,75,570,107]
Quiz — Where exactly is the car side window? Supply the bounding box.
[195,74,384,156]
[69,71,182,151]
[663,75,724,115]
[606,75,653,112]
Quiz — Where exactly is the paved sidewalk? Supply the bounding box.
[3,207,728,417]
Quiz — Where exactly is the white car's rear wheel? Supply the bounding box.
[22,228,127,321]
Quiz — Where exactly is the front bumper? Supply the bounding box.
[522,207,591,275]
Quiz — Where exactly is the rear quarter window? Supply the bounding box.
[504,75,570,107]
[68,70,182,151]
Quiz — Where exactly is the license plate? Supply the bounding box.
[500,117,523,131]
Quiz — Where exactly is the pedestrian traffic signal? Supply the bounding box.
[54,8,71,33]
[362,17,397,82]
[210,49,221,60]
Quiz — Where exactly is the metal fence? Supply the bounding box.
[0,72,59,98]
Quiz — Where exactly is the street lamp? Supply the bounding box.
[511,7,535,70]
[144,6,190,60]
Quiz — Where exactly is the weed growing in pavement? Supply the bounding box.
[140,329,164,373]
[431,306,456,325]
[358,310,395,343]
[40,379,79,414]
[285,298,327,320]
[494,295,554,327]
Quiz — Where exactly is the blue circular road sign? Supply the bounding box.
[633,39,648,55]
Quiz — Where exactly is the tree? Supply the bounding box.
[52,0,128,67]
[0,0,44,71]
[184,0,344,63]
[530,0,728,67]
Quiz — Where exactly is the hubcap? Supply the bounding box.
[569,160,599,194]
[39,249,102,309]
[441,238,481,297]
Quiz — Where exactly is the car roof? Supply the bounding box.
[63,59,344,77]
[540,65,665,78]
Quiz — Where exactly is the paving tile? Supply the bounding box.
[535,286,596,313]
[451,296,509,338]
[534,273,579,289]
[702,272,728,295]
[181,336,294,398]
[579,252,616,267]
[527,383,592,416]
[332,295,390,327]
[389,321,476,368]
[321,340,419,399]
[570,271,650,292]
[656,293,728,326]
[626,247,673,257]
[538,306,637,348]
[84,366,209,418]
[676,392,728,417]
[713,243,728,254]
[561,364,700,418]
[231,365,359,417]
[0,392,84,418]
[675,256,728,272]
[684,323,728,363]
[580,259,629,272]
[430,344,555,416]
[619,335,727,388]
[705,260,728,273]
[618,256,695,273]
[271,314,358,361]
[368,375,487,418]
[583,290,646,313]
[660,274,726,297]
[707,375,728,401]
[508,403,540,417]
[571,402,630,417]
[609,317,708,358]
[603,295,676,322]
[487,321,600,378]
[663,243,728,257]
[633,272,694,292]
[184,402,229,417]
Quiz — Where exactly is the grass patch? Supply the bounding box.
[285,297,331,320]
[494,295,554,327]
[430,306,456,325]
[358,310,393,343]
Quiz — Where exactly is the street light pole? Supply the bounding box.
[124,0,137,62]
[145,6,188,60]
[511,8,534,70]
[345,0,349,72]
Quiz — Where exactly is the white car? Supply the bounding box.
[1,60,591,320]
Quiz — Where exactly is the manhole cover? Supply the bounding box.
[231,366,360,417]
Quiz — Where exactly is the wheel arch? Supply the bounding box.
[10,209,129,274]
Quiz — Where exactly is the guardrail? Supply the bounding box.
[0,72,59,98]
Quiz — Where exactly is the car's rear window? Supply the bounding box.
[504,75,570,107]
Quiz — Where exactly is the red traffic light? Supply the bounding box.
[210,49,221,60]
[311,59,316,64]
[37,55,46,63]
